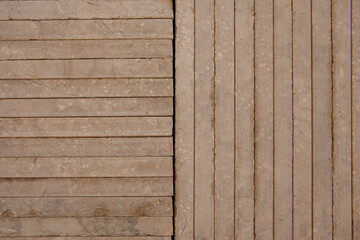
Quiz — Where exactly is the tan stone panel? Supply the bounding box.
[194,0,215,239]
[0,40,172,60]
[0,238,171,240]
[0,0,173,20]
[0,178,173,197]
[353,0,360,238]
[0,157,173,178]
[0,197,172,217]
[0,59,172,79]
[292,0,312,239]
[332,1,352,238]
[0,217,173,237]
[0,137,173,158]
[273,0,293,238]
[214,0,235,239]
[254,0,274,239]
[174,0,195,239]
[312,1,333,239]
[0,117,172,137]
[0,79,173,98]
[0,98,172,117]
[234,0,255,238]
[0,19,173,40]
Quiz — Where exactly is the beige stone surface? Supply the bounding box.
[0,79,173,98]
[194,0,215,239]
[0,59,172,79]
[0,0,173,20]
[293,0,312,239]
[0,197,172,217]
[0,238,171,240]
[0,19,173,40]
[353,0,360,238]
[0,137,173,157]
[0,40,172,60]
[0,178,173,197]
[332,1,352,238]
[312,1,333,239]
[234,0,255,238]
[0,217,173,237]
[0,98,172,117]
[214,0,235,239]
[273,0,293,238]
[174,0,194,239]
[0,117,172,137]
[254,0,274,239]
[0,0,174,238]
[0,157,173,178]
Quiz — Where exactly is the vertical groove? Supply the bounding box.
[213,0,217,237]
[291,0,295,239]
[253,0,256,237]
[330,1,335,239]
[172,1,176,239]
[233,0,237,238]
[193,0,196,238]
[310,0,314,238]
[272,0,276,238]
[253,0,257,238]
[350,0,354,238]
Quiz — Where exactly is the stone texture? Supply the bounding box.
[0,197,172,217]
[0,117,172,137]
[0,79,173,98]
[0,40,172,60]
[0,59,172,79]
[0,19,173,40]
[0,0,173,20]
[0,98,172,117]
[0,137,173,157]
[0,178,173,197]
[0,157,173,177]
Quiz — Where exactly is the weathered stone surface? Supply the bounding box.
[0,137,173,157]
[0,217,173,237]
[0,98,172,117]
[0,157,173,178]
[0,197,172,217]
[0,238,171,240]
[0,79,173,98]
[0,19,173,40]
[0,40,172,60]
[292,0,312,239]
[0,59,172,79]
[0,0,173,20]
[0,117,172,137]
[0,178,173,197]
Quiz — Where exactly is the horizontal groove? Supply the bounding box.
[0,18,174,21]
[0,115,173,118]
[0,57,173,61]
[0,38,173,42]
[0,77,173,80]
[0,114,173,119]
[0,196,173,198]
[0,38,174,41]
[0,116,172,119]
[0,216,173,219]
[0,176,173,179]
[0,96,173,100]
[0,135,173,139]
[0,155,174,158]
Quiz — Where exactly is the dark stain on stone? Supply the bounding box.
[131,201,155,216]
[94,207,110,217]
[0,209,13,218]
